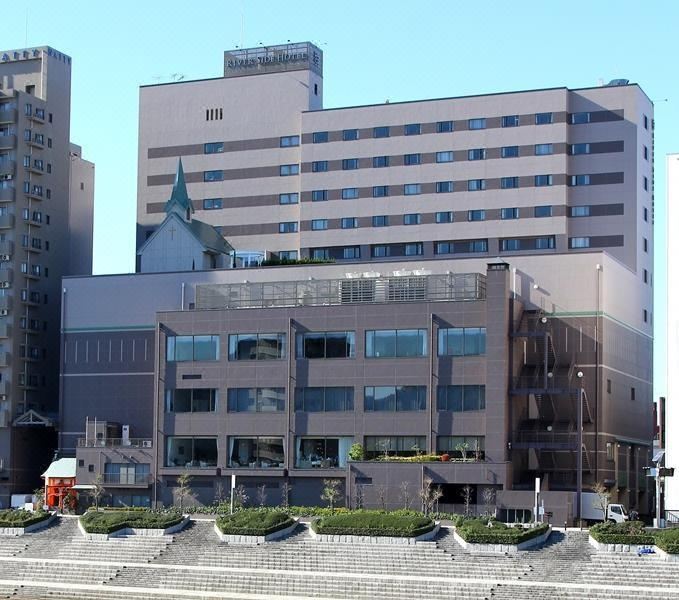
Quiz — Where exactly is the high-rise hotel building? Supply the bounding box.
[0,47,94,504]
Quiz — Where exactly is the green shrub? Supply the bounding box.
[655,528,679,554]
[312,510,435,537]
[216,509,294,536]
[456,519,549,544]
[348,443,364,461]
[0,509,51,528]
[80,509,183,534]
[590,520,655,545]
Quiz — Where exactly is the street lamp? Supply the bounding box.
[576,371,584,525]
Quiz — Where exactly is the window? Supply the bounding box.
[438,327,486,356]
[365,329,427,358]
[364,386,426,411]
[295,388,354,412]
[279,193,299,204]
[365,436,426,459]
[204,141,224,153]
[468,179,486,192]
[571,143,591,155]
[535,143,553,156]
[166,437,218,468]
[501,145,519,158]
[279,250,298,261]
[468,118,486,130]
[437,120,454,133]
[312,219,328,230]
[296,331,355,359]
[535,174,553,187]
[643,238,648,252]
[631,387,637,401]
[437,436,485,459]
[570,237,590,248]
[312,248,330,260]
[570,112,590,124]
[372,245,390,257]
[104,463,150,486]
[436,151,453,163]
[280,135,300,147]
[643,176,649,191]
[570,175,590,186]
[643,269,648,284]
[436,181,453,193]
[342,187,359,200]
[643,207,648,222]
[373,126,390,138]
[403,213,421,225]
[280,164,299,176]
[643,310,648,323]
[312,131,328,143]
[405,242,423,256]
[166,389,218,413]
[501,238,521,251]
[373,186,389,198]
[166,336,219,362]
[501,207,519,220]
[643,145,649,160]
[468,148,486,160]
[341,217,358,229]
[228,333,285,360]
[437,385,486,411]
[468,209,485,221]
[372,215,388,227]
[203,170,223,182]
[342,158,359,170]
[312,160,328,172]
[501,177,519,189]
[535,112,553,125]
[227,388,285,412]
[279,221,298,233]
[342,246,361,259]
[229,437,284,468]
[436,211,453,223]
[570,206,590,217]
[373,155,389,168]
[404,183,421,195]
[535,236,556,249]
[404,123,421,135]
[502,115,519,127]
[202,198,222,210]
[343,128,359,141]
[295,437,353,468]
[404,153,421,165]
[643,115,649,130]
[534,205,552,218]
[311,190,327,202]
[435,239,488,254]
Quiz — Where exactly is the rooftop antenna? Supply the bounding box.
[24,5,29,46]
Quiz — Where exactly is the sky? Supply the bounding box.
[3,0,677,397]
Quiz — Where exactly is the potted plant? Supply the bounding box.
[440,453,450,462]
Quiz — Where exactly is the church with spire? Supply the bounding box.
[137,159,234,273]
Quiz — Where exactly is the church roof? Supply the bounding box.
[164,158,195,215]
[186,218,234,254]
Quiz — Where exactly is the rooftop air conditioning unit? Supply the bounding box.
[142,440,152,448]
[0,309,8,316]
[0,282,9,289]
[0,255,10,261]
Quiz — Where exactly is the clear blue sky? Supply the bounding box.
[4,0,676,397]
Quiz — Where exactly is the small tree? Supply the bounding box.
[481,487,496,517]
[280,481,292,510]
[353,483,365,509]
[472,440,482,462]
[460,485,473,517]
[33,487,45,511]
[348,443,365,461]
[214,481,225,505]
[175,471,196,513]
[592,481,611,521]
[378,439,391,459]
[88,474,106,510]
[257,484,268,507]
[234,484,249,509]
[376,484,388,511]
[455,442,469,462]
[321,478,342,511]
[420,476,443,516]
[399,480,413,510]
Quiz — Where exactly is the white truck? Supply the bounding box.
[581,492,628,523]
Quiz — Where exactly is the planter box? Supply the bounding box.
[0,512,57,536]
[453,526,551,553]
[589,536,679,561]
[309,522,440,545]
[78,515,189,540]
[214,518,298,544]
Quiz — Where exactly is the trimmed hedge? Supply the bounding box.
[312,510,435,537]
[80,509,182,534]
[216,509,294,536]
[589,521,656,545]
[456,518,550,544]
[0,509,51,528]
[654,528,679,554]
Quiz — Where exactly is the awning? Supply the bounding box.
[71,484,96,491]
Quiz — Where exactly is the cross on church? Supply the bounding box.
[169,225,177,240]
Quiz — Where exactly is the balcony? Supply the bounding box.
[77,438,153,449]
[28,110,45,124]
[0,160,15,178]
[0,240,12,257]
[0,352,9,367]
[0,214,15,229]
[0,269,12,286]
[27,137,44,150]
[0,186,15,203]
[26,164,43,176]
[103,473,152,487]
[0,135,16,150]
[0,108,17,124]
[22,268,40,281]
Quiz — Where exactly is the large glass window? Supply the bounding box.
[436,211,453,223]
[535,143,553,156]
[365,436,426,459]
[204,142,224,154]
[312,161,328,173]
[166,437,217,468]
[279,221,298,233]
[229,437,285,468]
[373,155,390,168]
[373,186,389,198]
[166,335,219,362]
[467,179,486,191]
[311,190,327,202]
[437,385,486,411]
[570,112,591,125]
[436,436,485,459]
[228,333,285,360]
[438,327,486,356]
[502,115,519,127]
[535,112,553,125]
[280,164,299,176]
[279,193,299,204]
[227,388,285,413]
[280,135,300,147]
[404,153,421,166]
[296,331,355,359]
[501,207,519,220]
[468,148,486,161]
[312,131,328,143]
[436,151,453,163]
[203,170,223,182]
[404,184,421,196]
[468,118,486,130]
[342,187,359,200]
[535,174,553,187]
[437,121,454,133]
[468,210,485,222]
[166,389,218,412]
[404,123,421,135]
[364,386,426,411]
[365,329,427,358]
[104,463,150,485]
[534,205,553,218]
[571,143,591,155]
[295,437,353,469]
[501,145,519,158]
[373,126,390,138]
[404,213,421,225]
[343,128,359,141]
[295,387,354,412]
[501,176,519,189]
[342,158,359,170]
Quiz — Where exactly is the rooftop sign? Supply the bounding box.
[224,42,322,78]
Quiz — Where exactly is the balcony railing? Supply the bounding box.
[77,438,153,449]
[513,430,577,450]
[103,473,152,485]
[196,272,486,310]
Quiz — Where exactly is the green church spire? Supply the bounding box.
[164,158,194,219]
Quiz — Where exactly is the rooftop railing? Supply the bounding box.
[77,438,153,449]
[196,272,486,310]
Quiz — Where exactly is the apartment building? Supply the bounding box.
[0,47,94,505]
